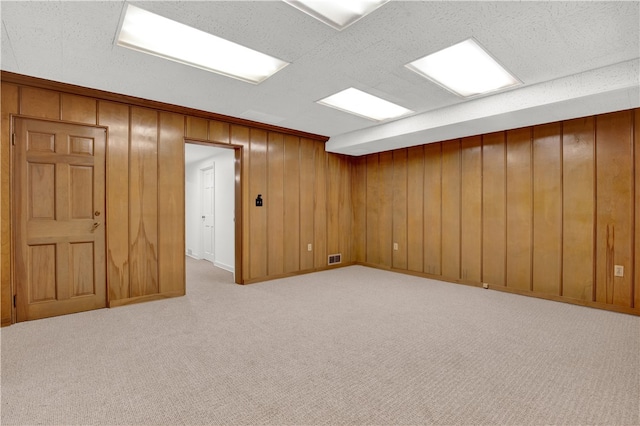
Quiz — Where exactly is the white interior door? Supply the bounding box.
[201,166,215,263]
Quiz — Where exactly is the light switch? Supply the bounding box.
[393,243,398,251]
[307,243,312,252]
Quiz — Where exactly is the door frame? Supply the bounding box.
[185,139,243,284]
[10,115,109,323]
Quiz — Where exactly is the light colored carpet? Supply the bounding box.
[1,258,639,425]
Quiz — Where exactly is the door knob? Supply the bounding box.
[94,211,101,217]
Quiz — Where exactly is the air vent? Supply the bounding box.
[328,253,342,265]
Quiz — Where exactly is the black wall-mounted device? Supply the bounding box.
[256,194,263,207]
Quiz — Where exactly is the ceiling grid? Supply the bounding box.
[1,1,638,155]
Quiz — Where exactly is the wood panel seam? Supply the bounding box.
[592,116,597,302]
[155,110,160,296]
[480,136,484,284]
[503,131,507,287]
[631,112,636,309]
[439,143,443,275]
[127,106,132,299]
[458,139,462,280]
[559,122,564,297]
[529,128,534,292]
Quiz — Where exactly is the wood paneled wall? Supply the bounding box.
[241,129,352,284]
[1,73,638,323]
[1,84,186,322]
[352,109,640,315]
[1,74,349,325]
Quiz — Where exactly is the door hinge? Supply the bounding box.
[11,133,15,145]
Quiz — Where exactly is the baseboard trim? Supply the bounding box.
[241,262,356,285]
[214,261,234,273]
[353,262,640,317]
[487,284,640,316]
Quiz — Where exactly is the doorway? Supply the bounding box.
[185,142,237,280]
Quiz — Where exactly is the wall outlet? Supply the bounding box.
[614,265,624,277]
[482,283,489,289]
[307,243,312,252]
[393,243,398,251]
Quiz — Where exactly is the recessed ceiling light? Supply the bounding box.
[283,0,390,31]
[318,88,413,121]
[406,38,521,97]
[117,4,289,84]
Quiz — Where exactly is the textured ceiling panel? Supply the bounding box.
[1,1,638,154]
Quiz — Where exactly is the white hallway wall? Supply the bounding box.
[185,148,235,272]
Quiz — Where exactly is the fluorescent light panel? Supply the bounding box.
[283,0,390,30]
[117,4,288,84]
[318,88,412,121]
[406,38,521,97]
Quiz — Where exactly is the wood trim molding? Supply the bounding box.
[487,283,640,316]
[1,71,330,142]
[241,262,357,285]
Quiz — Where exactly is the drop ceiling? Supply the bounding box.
[2,1,638,156]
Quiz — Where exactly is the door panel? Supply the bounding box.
[71,242,95,296]
[29,163,55,218]
[29,244,56,302]
[14,117,106,321]
[202,167,215,263]
[70,166,94,219]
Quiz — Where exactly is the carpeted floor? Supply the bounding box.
[1,258,639,425]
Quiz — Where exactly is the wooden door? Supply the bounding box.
[14,117,106,321]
